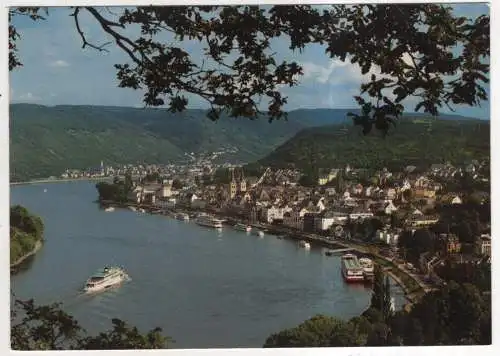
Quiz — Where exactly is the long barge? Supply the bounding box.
[341,253,365,283]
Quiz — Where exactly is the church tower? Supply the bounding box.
[239,168,247,192]
[229,168,238,199]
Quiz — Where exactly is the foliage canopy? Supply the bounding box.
[9,5,489,133]
[263,281,490,347]
[11,299,171,350]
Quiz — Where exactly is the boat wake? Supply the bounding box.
[44,290,90,309]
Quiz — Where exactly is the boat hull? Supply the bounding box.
[234,224,251,232]
[84,279,124,294]
[342,269,365,283]
[196,221,223,229]
[84,269,128,294]
[343,276,366,283]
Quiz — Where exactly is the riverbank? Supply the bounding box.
[10,240,43,272]
[10,176,114,186]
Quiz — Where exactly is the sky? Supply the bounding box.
[9,4,490,119]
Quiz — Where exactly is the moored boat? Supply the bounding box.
[129,206,137,212]
[234,223,252,232]
[252,230,265,237]
[298,240,311,249]
[104,206,115,212]
[341,253,365,282]
[195,214,223,229]
[359,257,375,281]
[176,213,190,221]
[83,266,129,293]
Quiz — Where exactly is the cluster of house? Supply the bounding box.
[61,162,174,179]
[60,148,237,181]
[122,161,490,259]
[428,161,487,181]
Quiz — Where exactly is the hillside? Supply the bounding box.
[9,104,485,181]
[256,118,490,173]
[9,104,309,181]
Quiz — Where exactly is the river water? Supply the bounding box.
[10,181,405,348]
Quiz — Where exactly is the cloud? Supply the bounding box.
[17,92,42,102]
[300,59,388,86]
[49,59,70,67]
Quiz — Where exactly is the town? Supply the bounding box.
[82,156,491,305]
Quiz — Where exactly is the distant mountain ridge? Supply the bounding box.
[9,104,485,181]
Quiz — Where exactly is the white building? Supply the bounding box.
[349,211,374,221]
[261,205,284,223]
[376,229,399,245]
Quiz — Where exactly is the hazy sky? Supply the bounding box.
[9,4,490,119]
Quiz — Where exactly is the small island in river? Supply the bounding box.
[10,205,44,272]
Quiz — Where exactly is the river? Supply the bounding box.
[10,181,406,348]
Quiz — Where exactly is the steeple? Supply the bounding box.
[239,167,247,192]
[229,167,238,199]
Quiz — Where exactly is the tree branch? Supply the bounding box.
[84,7,144,65]
[71,7,111,52]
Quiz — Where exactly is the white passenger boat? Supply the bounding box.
[104,206,115,212]
[195,214,223,229]
[83,266,129,293]
[341,253,365,283]
[129,206,137,212]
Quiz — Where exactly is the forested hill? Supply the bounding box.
[256,118,490,173]
[9,104,312,181]
[9,104,484,181]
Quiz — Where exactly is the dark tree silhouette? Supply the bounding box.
[11,299,171,350]
[370,264,392,320]
[9,5,489,132]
